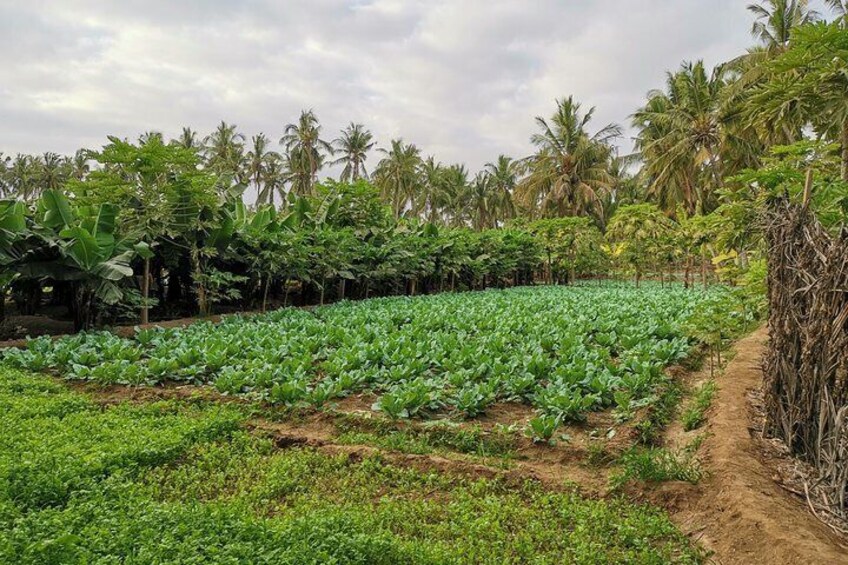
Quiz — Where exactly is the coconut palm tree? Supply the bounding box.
[748,0,818,49]
[245,134,281,207]
[597,153,643,230]
[174,127,202,152]
[8,154,47,201]
[633,62,750,216]
[483,155,521,223]
[332,123,375,182]
[439,164,470,226]
[0,153,10,197]
[280,110,333,196]
[826,0,848,23]
[69,149,91,181]
[40,152,67,192]
[417,156,444,223]
[203,121,246,183]
[723,1,820,146]
[373,139,423,219]
[517,96,620,219]
[465,172,499,230]
[261,154,289,207]
[138,131,164,144]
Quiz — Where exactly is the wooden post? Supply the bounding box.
[802,168,814,207]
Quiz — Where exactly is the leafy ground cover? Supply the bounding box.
[0,366,706,564]
[3,283,752,432]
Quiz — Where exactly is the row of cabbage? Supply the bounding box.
[2,283,749,422]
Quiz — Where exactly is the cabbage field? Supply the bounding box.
[5,283,749,426]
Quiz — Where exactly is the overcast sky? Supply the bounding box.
[0,1,825,172]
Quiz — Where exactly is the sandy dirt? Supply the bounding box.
[669,327,848,564]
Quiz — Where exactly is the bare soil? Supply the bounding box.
[667,327,848,564]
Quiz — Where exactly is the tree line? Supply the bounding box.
[0,1,845,330]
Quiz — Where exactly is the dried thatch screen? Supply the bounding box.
[764,198,848,518]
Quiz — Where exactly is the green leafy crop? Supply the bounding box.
[4,282,750,425]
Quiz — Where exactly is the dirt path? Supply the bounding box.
[672,326,848,564]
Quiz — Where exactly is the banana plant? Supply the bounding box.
[19,190,146,330]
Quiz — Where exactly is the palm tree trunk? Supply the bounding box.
[547,252,553,285]
[687,257,694,288]
[190,248,208,316]
[841,119,848,182]
[262,276,270,313]
[141,257,150,324]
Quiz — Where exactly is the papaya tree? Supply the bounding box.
[606,204,674,286]
[70,136,220,322]
[527,217,606,284]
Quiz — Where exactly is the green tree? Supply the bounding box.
[482,155,520,224]
[332,123,375,182]
[0,153,10,197]
[634,61,758,216]
[748,0,819,48]
[7,155,41,201]
[527,217,607,284]
[607,204,674,286]
[749,21,848,180]
[373,139,423,219]
[246,133,281,207]
[72,136,222,321]
[518,96,620,218]
[281,110,333,196]
[173,127,202,152]
[203,121,246,185]
[723,1,819,148]
[12,190,146,330]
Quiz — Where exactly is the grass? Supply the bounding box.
[612,446,705,489]
[633,379,683,446]
[682,381,718,431]
[0,367,706,564]
[333,415,518,458]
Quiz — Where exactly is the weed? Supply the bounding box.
[681,381,717,431]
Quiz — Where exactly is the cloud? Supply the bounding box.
[0,0,773,172]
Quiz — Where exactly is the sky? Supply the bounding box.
[0,1,825,173]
